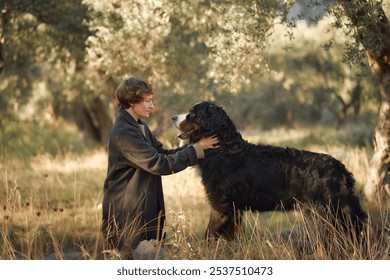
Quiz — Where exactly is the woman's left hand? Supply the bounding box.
[198,134,219,150]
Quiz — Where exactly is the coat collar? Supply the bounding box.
[118,106,148,139]
[118,106,146,127]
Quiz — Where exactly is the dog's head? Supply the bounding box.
[172,101,234,143]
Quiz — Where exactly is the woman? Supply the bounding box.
[102,77,218,252]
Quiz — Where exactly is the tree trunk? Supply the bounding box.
[73,102,101,143]
[335,82,362,129]
[72,98,113,145]
[364,97,390,204]
[361,18,390,206]
[335,94,348,130]
[339,0,390,204]
[90,97,113,145]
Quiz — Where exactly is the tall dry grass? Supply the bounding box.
[0,129,389,259]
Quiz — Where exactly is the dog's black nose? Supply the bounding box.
[172,115,178,121]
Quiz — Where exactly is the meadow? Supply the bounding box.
[0,125,389,260]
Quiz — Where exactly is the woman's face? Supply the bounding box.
[129,95,154,120]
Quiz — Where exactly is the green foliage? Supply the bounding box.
[0,119,86,164]
[83,0,171,84]
[0,0,90,120]
[211,15,381,130]
[82,0,216,108]
[285,124,375,150]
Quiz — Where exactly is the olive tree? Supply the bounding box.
[336,0,390,204]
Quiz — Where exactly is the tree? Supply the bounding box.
[335,0,390,204]
[0,0,115,144]
[82,0,217,138]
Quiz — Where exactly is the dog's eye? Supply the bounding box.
[189,111,195,118]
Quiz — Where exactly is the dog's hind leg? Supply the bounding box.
[205,208,242,240]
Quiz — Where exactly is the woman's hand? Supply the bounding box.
[198,135,219,150]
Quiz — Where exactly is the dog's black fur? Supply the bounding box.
[172,102,367,240]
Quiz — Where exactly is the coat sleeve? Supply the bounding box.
[117,127,198,175]
[147,127,205,159]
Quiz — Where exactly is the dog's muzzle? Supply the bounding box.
[172,114,197,140]
[172,114,186,129]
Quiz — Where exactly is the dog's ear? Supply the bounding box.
[203,104,229,131]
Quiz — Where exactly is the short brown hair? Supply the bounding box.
[115,77,154,109]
